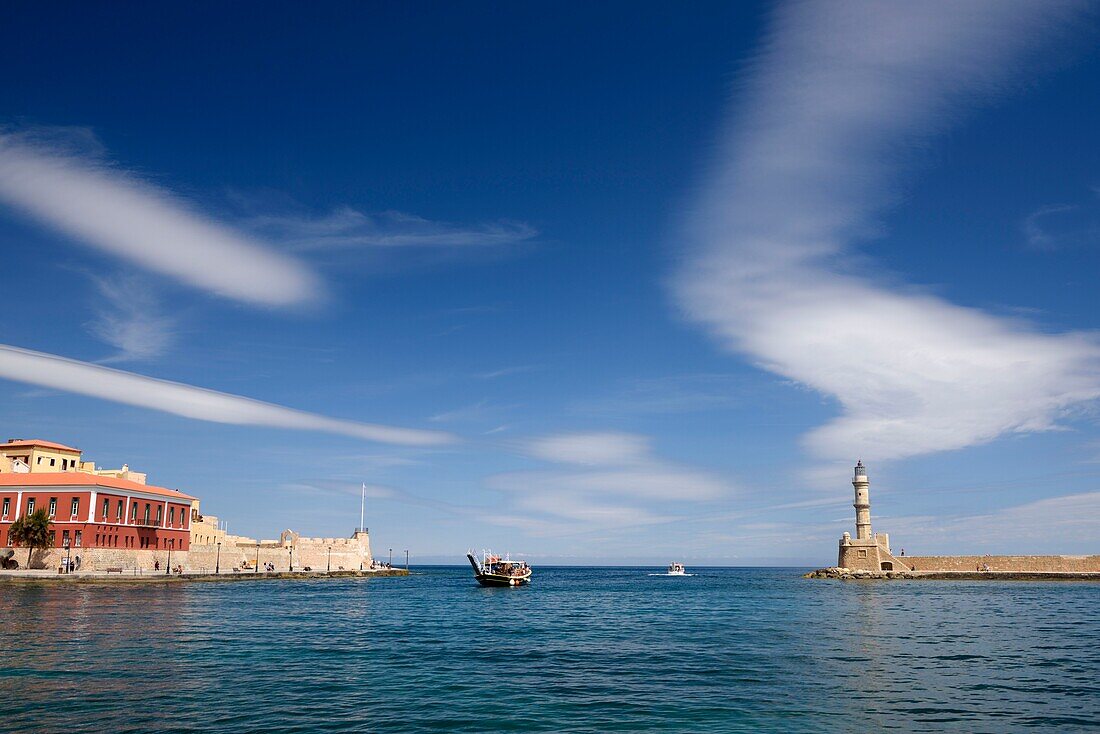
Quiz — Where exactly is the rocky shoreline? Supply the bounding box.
[805,567,1100,581]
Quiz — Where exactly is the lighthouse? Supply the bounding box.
[837,460,905,571]
[853,460,871,540]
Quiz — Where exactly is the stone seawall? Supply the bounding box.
[186,541,372,574]
[806,567,1100,581]
[903,555,1100,573]
[4,546,175,572]
[2,531,374,573]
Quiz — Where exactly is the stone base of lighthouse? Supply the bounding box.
[838,530,909,572]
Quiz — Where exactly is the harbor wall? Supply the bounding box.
[903,555,1100,573]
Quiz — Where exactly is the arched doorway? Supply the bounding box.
[881,561,893,571]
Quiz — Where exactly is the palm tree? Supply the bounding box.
[8,509,52,569]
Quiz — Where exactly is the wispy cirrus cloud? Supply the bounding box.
[675,1,1099,465]
[428,400,520,425]
[487,431,734,534]
[475,365,540,380]
[1022,195,1100,251]
[1023,204,1079,250]
[243,206,538,252]
[569,373,746,416]
[0,129,320,306]
[85,272,176,363]
[0,344,454,446]
[281,481,397,500]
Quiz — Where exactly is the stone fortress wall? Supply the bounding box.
[186,529,374,573]
[17,529,373,573]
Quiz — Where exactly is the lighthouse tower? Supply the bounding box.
[853,460,871,540]
[837,460,905,571]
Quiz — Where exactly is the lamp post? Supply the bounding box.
[405,549,409,572]
[63,536,71,574]
[166,543,172,575]
[215,541,222,574]
[288,546,293,572]
[327,546,332,573]
[388,548,392,567]
[255,543,260,574]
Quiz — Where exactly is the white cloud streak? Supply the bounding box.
[243,206,537,251]
[0,131,320,306]
[525,431,650,466]
[676,1,1099,463]
[0,344,454,446]
[487,431,733,533]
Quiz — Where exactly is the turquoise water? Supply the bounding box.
[2,567,1098,733]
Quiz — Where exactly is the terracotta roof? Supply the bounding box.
[1,439,81,453]
[0,472,196,500]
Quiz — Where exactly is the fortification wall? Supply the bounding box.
[5,546,185,572]
[186,538,371,573]
[2,532,373,573]
[904,555,1100,573]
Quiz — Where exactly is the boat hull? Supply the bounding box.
[475,572,531,587]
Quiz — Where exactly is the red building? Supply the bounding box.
[0,473,195,552]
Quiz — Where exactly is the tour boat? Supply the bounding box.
[666,562,687,576]
[466,549,531,587]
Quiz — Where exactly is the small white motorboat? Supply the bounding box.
[666,562,687,576]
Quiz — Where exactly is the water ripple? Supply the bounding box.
[1,569,1098,732]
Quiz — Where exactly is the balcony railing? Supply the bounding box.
[131,518,160,527]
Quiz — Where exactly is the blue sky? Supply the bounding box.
[1,1,1099,564]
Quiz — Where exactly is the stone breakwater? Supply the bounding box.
[805,567,1100,581]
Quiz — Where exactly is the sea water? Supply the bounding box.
[1,567,1097,733]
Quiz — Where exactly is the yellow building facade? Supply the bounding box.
[0,438,148,484]
[0,439,82,472]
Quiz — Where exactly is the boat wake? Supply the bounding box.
[648,573,695,577]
